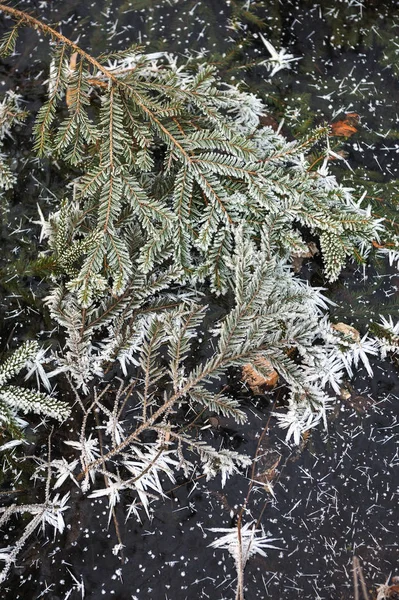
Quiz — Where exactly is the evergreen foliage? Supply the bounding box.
[0,341,70,435]
[0,90,26,190]
[0,5,380,302]
[0,1,389,445]
[42,55,380,299]
[0,4,397,588]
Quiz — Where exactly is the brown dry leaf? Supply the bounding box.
[339,382,374,414]
[344,112,361,125]
[372,240,387,249]
[330,121,357,137]
[253,430,281,487]
[330,113,360,137]
[242,358,278,394]
[332,322,360,342]
[254,452,281,487]
[339,386,351,400]
[208,416,220,428]
[376,584,399,599]
[292,242,319,272]
[344,394,375,414]
[259,114,279,131]
[66,52,78,108]
[289,428,312,462]
[291,256,304,273]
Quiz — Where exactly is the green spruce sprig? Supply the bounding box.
[0,341,70,434]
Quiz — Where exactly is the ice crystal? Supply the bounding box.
[209,521,281,568]
[259,33,301,77]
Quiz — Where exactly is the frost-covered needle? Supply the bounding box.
[259,33,301,77]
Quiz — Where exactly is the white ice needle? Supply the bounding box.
[259,33,301,77]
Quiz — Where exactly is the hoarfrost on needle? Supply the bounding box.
[259,33,301,77]
[208,521,281,568]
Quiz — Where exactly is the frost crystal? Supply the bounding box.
[259,33,301,77]
[209,521,281,568]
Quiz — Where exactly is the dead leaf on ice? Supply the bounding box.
[292,241,319,272]
[330,112,360,137]
[376,583,399,599]
[254,452,281,487]
[332,322,361,342]
[242,358,278,393]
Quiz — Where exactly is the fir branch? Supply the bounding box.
[0,4,119,83]
[0,342,70,433]
[0,19,20,57]
[33,44,68,156]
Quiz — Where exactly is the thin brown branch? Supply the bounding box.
[353,556,370,600]
[0,3,118,83]
[76,342,266,480]
[93,408,125,563]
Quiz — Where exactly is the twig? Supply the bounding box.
[353,556,370,600]
[77,341,272,480]
[94,407,125,563]
[0,4,118,83]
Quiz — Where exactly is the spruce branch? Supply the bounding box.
[0,342,70,434]
[0,4,119,83]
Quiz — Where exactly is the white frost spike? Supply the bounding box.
[379,315,399,336]
[0,91,25,140]
[51,457,79,489]
[46,57,58,97]
[0,547,14,562]
[259,33,301,77]
[65,435,101,486]
[24,346,52,391]
[89,480,126,525]
[32,203,52,243]
[274,403,323,446]
[124,444,178,518]
[374,316,399,358]
[39,493,70,534]
[222,84,266,131]
[0,439,26,452]
[342,333,377,378]
[200,447,252,487]
[65,568,85,600]
[208,521,281,569]
[208,523,280,600]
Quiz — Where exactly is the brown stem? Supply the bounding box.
[76,344,264,480]
[94,407,125,563]
[76,391,180,480]
[0,3,118,83]
[235,397,277,533]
